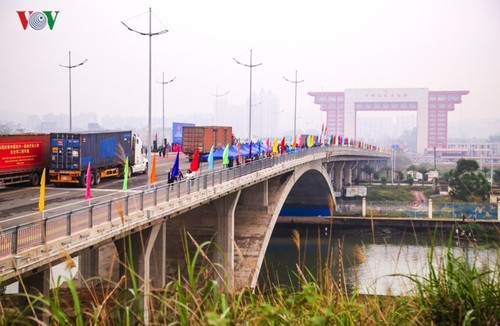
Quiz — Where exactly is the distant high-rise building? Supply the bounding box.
[26,115,41,132]
[308,88,469,153]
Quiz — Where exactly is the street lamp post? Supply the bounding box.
[156,73,176,147]
[211,87,230,125]
[122,8,168,191]
[59,51,87,132]
[234,49,262,142]
[283,70,304,141]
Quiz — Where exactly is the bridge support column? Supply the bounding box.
[78,247,99,286]
[213,191,240,292]
[428,199,433,219]
[114,223,162,325]
[156,221,167,287]
[333,162,345,192]
[20,268,50,323]
[344,161,354,186]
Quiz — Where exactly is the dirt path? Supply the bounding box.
[411,190,426,205]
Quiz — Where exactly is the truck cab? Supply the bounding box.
[131,134,148,175]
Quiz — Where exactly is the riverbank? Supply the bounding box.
[277,216,500,241]
[278,215,500,230]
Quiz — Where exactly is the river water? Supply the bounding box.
[261,223,499,295]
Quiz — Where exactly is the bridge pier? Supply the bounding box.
[114,223,163,324]
[344,161,354,186]
[20,268,50,323]
[333,162,345,191]
[78,247,99,286]
[213,191,240,292]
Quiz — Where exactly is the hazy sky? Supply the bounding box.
[1,0,499,136]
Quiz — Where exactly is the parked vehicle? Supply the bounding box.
[49,131,147,187]
[182,126,233,161]
[0,133,50,187]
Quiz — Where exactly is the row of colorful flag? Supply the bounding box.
[39,135,389,214]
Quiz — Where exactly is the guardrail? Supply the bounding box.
[0,146,389,258]
[335,199,499,219]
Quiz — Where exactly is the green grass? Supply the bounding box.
[365,185,432,202]
[402,236,500,325]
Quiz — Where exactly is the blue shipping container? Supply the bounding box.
[50,131,132,171]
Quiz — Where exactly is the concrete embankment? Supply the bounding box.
[278,216,500,233]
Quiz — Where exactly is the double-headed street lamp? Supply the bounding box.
[59,51,87,132]
[234,49,262,142]
[122,8,168,191]
[156,73,176,146]
[283,70,304,141]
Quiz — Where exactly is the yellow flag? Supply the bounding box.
[272,137,278,154]
[38,168,46,212]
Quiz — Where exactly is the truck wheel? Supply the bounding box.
[30,173,40,186]
[94,171,101,185]
[143,163,148,174]
[79,173,86,187]
[80,172,95,188]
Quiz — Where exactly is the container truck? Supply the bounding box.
[49,131,148,187]
[0,133,50,187]
[182,126,233,161]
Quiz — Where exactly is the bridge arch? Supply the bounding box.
[234,160,336,289]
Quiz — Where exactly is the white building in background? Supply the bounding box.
[308,88,469,153]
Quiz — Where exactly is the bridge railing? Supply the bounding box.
[0,146,387,258]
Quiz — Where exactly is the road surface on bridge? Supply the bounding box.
[0,153,196,229]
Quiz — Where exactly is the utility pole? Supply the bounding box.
[122,8,168,191]
[283,70,304,141]
[234,50,262,142]
[211,87,230,125]
[156,73,176,147]
[59,51,87,132]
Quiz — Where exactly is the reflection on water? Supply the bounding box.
[262,225,499,295]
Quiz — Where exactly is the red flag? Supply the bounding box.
[280,137,285,154]
[85,162,91,200]
[190,147,200,172]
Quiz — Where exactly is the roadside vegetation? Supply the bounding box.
[357,157,498,205]
[364,185,436,202]
[0,229,499,325]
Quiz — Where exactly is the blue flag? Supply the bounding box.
[172,151,180,177]
[208,145,214,170]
